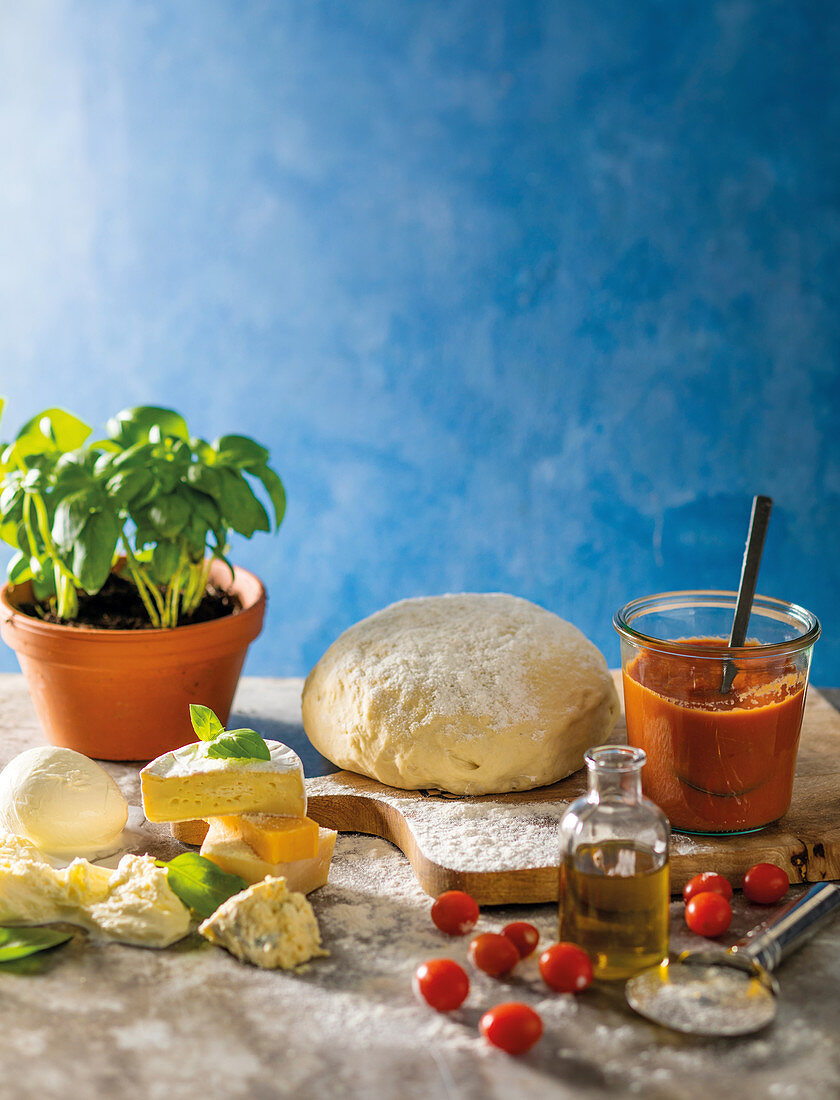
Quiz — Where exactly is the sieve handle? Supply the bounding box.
[731,882,840,972]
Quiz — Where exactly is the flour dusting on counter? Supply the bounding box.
[408,799,564,871]
[308,773,566,872]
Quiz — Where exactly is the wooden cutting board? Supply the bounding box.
[302,673,840,905]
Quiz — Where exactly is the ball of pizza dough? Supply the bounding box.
[302,593,620,796]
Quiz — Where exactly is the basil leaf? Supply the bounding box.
[0,477,23,519]
[185,462,222,497]
[213,434,269,467]
[14,408,91,457]
[189,436,215,464]
[32,568,57,601]
[190,704,224,741]
[108,439,155,471]
[105,468,154,506]
[244,464,286,530]
[205,729,271,761]
[54,449,98,493]
[145,492,190,538]
[180,485,222,530]
[71,508,120,592]
[0,926,73,962]
[107,406,190,447]
[162,853,247,919]
[214,468,270,538]
[182,515,209,559]
[21,468,47,495]
[52,489,101,548]
[7,550,31,584]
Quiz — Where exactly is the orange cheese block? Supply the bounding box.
[209,813,320,863]
[200,824,337,892]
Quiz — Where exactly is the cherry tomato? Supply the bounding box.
[683,872,733,904]
[502,921,540,959]
[412,959,469,1012]
[538,942,593,993]
[743,863,789,905]
[469,932,520,977]
[430,890,480,935]
[479,1002,543,1055]
[685,891,732,937]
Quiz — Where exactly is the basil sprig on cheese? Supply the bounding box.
[160,853,247,918]
[189,704,271,762]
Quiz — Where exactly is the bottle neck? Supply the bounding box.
[583,745,647,803]
[588,766,643,802]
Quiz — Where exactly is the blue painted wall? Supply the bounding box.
[1,1,838,681]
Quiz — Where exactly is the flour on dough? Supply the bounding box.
[301,594,620,796]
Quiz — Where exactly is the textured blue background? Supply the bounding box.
[0,1,838,681]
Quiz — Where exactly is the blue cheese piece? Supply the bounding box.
[198,877,328,969]
[140,741,306,823]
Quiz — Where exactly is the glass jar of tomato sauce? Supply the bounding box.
[614,591,820,835]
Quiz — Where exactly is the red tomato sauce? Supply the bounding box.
[623,641,808,833]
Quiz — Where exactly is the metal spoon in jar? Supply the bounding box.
[625,882,840,1036]
[719,494,773,694]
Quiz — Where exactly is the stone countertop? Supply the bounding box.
[0,673,838,1100]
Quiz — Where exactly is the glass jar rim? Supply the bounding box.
[613,589,821,658]
[585,745,646,771]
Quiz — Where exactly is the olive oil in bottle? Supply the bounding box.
[558,746,670,981]
[560,840,670,980]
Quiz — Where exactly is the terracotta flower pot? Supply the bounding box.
[0,561,266,761]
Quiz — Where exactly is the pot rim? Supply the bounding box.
[0,560,266,643]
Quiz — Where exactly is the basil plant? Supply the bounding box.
[0,402,284,627]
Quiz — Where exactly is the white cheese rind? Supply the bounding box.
[140,740,306,822]
[143,740,303,779]
[199,876,328,969]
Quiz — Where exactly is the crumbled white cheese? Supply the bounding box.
[0,833,191,948]
[0,834,67,923]
[84,854,193,947]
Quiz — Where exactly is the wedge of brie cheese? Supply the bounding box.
[199,876,328,969]
[200,825,336,892]
[140,741,306,823]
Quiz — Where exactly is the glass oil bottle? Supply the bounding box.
[559,745,670,980]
